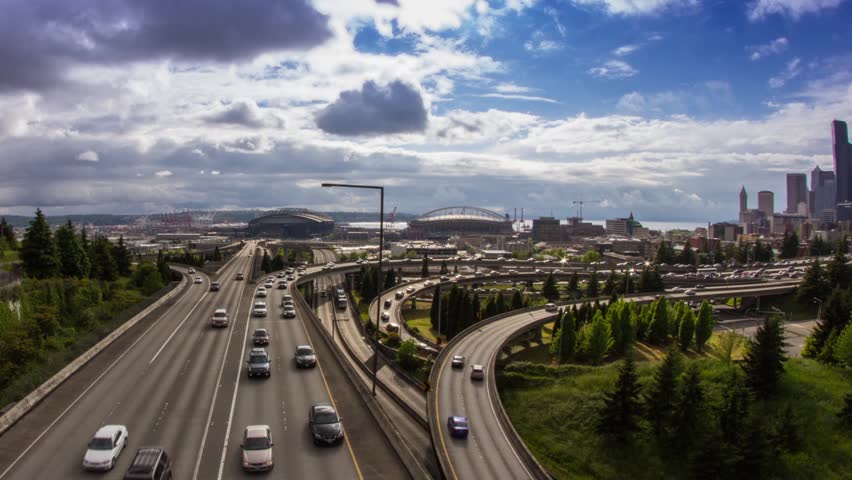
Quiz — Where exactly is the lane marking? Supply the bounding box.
[149,283,210,365]
[294,280,365,480]
[0,276,199,480]
[433,343,461,480]
[192,251,251,480]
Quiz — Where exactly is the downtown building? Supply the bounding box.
[833,120,852,221]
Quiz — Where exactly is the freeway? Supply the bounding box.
[0,241,407,480]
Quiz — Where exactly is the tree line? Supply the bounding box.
[797,253,852,365]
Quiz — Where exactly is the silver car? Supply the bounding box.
[241,425,273,472]
[82,425,128,471]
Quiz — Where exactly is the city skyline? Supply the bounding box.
[0,0,851,221]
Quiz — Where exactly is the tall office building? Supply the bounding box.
[740,186,747,213]
[833,120,852,204]
[758,191,774,217]
[786,173,807,214]
[810,165,836,219]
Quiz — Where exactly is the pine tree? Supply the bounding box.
[557,309,576,363]
[806,288,851,358]
[567,273,579,298]
[213,246,222,261]
[645,348,681,439]
[0,217,17,249]
[694,300,715,352]
[421,257,429,278]
[838,393,852,429]
[773,403,801,453]
[674,362,705,448]
[495,292,506,314]
[678,308,696,351]
[597,354,642,443]
[429,285,441,331]
[648,296,670,344]
[586,310,612,364]
[587,270,599,298]
[261,251,270,273]
[55,220,87,278]
[602,270,616,295]
[719,371,750,445]
[89,236,117,281]
[542,273,559,301]
[637,267,652,292]
[798,259,829,302]
[20,208,59,279]
[114,235,132,277]
[826,250,851,289]
[679,242,695,266]
[742,315,787,398]
[780,230,800,258]
[511,290,523,310]
[440,260,448,275]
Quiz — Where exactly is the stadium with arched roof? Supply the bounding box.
[407,206,513,238]
[247,208,334,238]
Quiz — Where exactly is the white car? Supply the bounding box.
[282,305,296,318]
[264,281,274,289]
[381,311,390,322]
[424,281,434,287]
[395,290,404,299]
[684,289,696,296]
[211,308,229,328]
[256,287,267,297]
[194,276,203,284]
[241,425,273,472]
[188,268,195,274]
[253,301,268,317]
[405,286,416,294]
[544,303,558,312]
[82,425,128,471]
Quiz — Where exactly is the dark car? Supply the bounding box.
[235,272,244,281]
[295,345,317,368]
[309,403,344,445]
[210,281,220,292]
[451,355,465,369]
[123,447,172,480]
[447,416,469,438]
[247,348,271,378]
[253,328,269,346]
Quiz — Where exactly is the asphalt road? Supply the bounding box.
[0,242,406,480]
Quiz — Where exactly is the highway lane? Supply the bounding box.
[0,244,253,479]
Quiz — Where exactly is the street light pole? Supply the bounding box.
[323,182,384,396]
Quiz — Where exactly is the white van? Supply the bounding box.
[211,308,229,328]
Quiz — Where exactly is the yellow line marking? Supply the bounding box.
[295,287,365,480]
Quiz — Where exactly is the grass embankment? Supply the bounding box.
[350,292,371,324]
[499,356,851,480]
[0,250,18,271]
[400,300,445,344]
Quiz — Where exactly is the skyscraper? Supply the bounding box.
[811,165,836,220]
[786,173,807,214]
[832,120,851,204]
[758,191,774,217]
[739,186,747,213]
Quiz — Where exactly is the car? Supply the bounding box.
[267,276,275,282]
[252,301,267,317]
[684,289,696,296]
[295,345,317,368]
[194,276,202,284]
[440,276,449,282]
[671,286,683,292]
[209,281,220,292]
[405,286,416,294]
[235,272,244,280]
[247,347,271,377]
[83,425,128,471]
[253,328,270,346]
[384,298,392,309]
[309,403,344,445]
[264,281,274,289]
[123,447,171,480]
[695,284,705,289]
[211,308,229,328]
[286,268,295,274]
[277,280,288,290]
[281,294,294,307]
[395,290,404,299]
[320,290,327,297]
[188,268,195,274]
[386,322,399,333]
[451,355,465,369]
[287,274,295,281]
[471,364,484,380]
[282,305,296,318]
[423,280,434,287]
[544,303,558,312]
[256,287,267,297]
[277,272,285,278]
[380,311,390,322]
[447,416,469,438]
[241,425,273,472]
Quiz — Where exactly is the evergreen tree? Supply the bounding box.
[645,348,681,439]
[648,296,670,344]
[694,301,715,352]
[89,236,117,281]
[773,403,801,454]
[654,241,676,265]
[20,208,59,279]
[602,270,617,295]
[114,235,132,276]
[542,273,559,301]
[809,236,830,256]
[742,315,787,398]
[429,285,441,331]
[838,393,852,429]
[471,292,481,325]
[587,270,599,298]
[837,237,849,255]
[678,308,696,351]
[637,267,652,292]
[798,259,829,302]
[440,260,448,275]
[55,220,87,278]
[586,310,613,364]
[557,309,576,363]
[511,290,523,310]
[261,251,270,273]
[421,257,429,278]
[567,273,579,298]
[213,246,222,261]
[674,362,705,448]
[0,217,17,249]
[780,230,800,259]
[597,355,642,443]
[719,371,750,445]
[495,292,507,314]
[737,416,771,478]
[679,241,695,266]
[826,250,851,289]
[805,288,851,359]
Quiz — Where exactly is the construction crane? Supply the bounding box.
[387,206,397,229]
[572,199,602,220]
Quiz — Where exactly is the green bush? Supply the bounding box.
[396,340,422,372]
[385,332,402,348]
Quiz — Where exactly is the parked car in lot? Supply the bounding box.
[309,403,344,445]
[123,447,171,480]
[241,425,273,472]
[83,425,128,471]
[447,416,469,438]
[470,364,484,380]
[247,347,271,377]
[294,345,317,368]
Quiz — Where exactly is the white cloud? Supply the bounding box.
[479,93,559,104]
[524,39,562,52]
[769,57,802,88]
[77,150,99,162]
[495,83,531,94]
[617,81,734,114]
[211,170,221,175]
[572,0,698,15]
[748,37,789,60]
[613,44,640,56]
[748,0,845,21]
[155,170,173,177]
[588,60,638,79]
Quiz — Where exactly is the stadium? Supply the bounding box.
[406,206,514,238]
[246,208,334,238]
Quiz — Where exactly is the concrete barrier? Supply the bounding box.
[0,274,189,436]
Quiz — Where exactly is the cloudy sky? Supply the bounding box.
[1,0,851,222]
